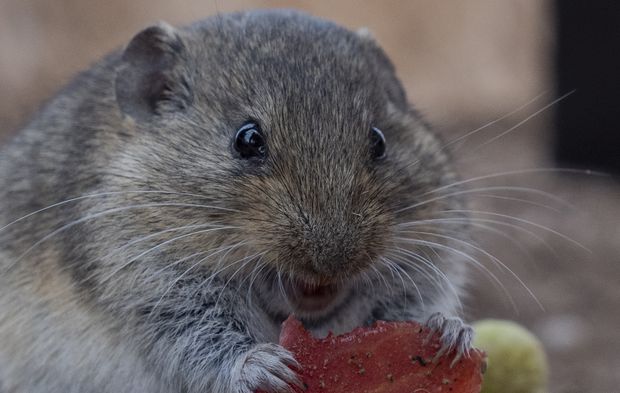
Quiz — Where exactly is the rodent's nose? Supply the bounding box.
[304,223,361,277]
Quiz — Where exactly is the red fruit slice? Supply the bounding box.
[274,316,485,393]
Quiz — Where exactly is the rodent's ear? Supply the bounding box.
[356,26,408,110]
[356,27,376,42]
[115,22,192,121]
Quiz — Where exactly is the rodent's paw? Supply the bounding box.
[424,312,474,367]
[232,343,303,393]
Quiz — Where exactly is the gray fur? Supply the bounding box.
[0,10,471,393]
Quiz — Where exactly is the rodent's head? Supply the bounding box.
[103,11,463,317]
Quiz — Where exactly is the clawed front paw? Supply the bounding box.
[424,312,474,367]
[232,343,303,393]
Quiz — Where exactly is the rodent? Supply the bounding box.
[0,10,472,393]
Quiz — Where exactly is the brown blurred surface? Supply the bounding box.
[1,1,619,391]
[0,0,551,136]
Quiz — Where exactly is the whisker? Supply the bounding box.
[4,202,239,273]
[387,248,444,292]
[369,261,392,296]
[276,269,288,306]
[465,90,575,155]
[387,247,463,314]
[246,256,270,310]
[396,237,518,313]
[381,256,424,309]
[198,240,249,290]
[381,257,405,295]
[193,242,259,330]
[396,217,558,256]
[102,223,226,258]
[96,225,237,286]
[0,190,239,235]
[410,167,606,204]
[213,251,266,312]
[441,209,590,252]
[386,91,548,176]
[450,221,537,262]
[148,241,248,321]
[445,90,548,152]
[422,246,466,315]
[400,230,543,310]
[144,250,211,283]
[354,267,374,296]
[397,185,575,214]
[59,222,224,277]
[391,260,423,306]
[474,194,562,212]
[362,269,376,297]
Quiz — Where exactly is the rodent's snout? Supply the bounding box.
[278,208,387,283]
[303,223,360,277]
[241,157,392,284]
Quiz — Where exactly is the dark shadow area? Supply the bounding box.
[554,1,620,175]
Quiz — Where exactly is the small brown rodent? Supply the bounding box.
[0,10,472,393]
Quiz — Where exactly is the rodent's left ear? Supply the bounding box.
[115,22,192,121]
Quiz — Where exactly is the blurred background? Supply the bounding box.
[0,0,618,391]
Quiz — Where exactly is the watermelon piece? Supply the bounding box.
[272,316,485,393]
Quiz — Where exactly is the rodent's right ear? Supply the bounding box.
[115,22,192,121]
[356,27,376,42]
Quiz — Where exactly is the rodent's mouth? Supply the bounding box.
[282,277,341,313]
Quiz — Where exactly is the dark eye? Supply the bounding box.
[234,122,267,159]
[370,126,386,160]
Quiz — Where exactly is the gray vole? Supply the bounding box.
[0,10,472,393]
